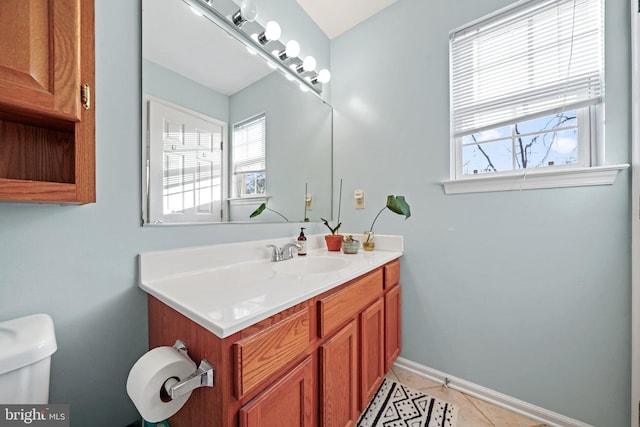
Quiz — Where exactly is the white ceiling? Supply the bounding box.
[296,0,399,39]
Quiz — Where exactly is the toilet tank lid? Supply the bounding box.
[0,314,57,375]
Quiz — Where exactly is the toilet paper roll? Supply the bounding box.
[126,346,197,423]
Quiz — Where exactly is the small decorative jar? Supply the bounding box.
[362,231,375,251]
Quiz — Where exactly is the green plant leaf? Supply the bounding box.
[386,195,411,219]
[250,203,266,218]
[321,218,341,234]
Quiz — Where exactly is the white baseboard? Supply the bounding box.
[393,357,592,427]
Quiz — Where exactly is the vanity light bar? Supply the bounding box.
[182,0,329,95]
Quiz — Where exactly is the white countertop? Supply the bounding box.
[139,234,403,338]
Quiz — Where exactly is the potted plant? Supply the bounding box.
[321,179,343,251]
[321,218,343,251]
[341,234,360,254]
[363,195,411,251]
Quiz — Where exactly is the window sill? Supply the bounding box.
[441,164,629,195]
[228,195,270,205]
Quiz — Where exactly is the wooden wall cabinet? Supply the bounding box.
[0,0,95,203]
[147,259,402,427]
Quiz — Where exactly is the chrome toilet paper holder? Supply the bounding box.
[164,340,214,399]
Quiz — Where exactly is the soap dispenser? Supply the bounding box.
[297,228,307,256]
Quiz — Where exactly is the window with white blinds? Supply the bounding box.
[443,0,619,194]
[450,0,603,138]
[232,113,266,197]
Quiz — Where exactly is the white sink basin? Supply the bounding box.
[273,256,350,276]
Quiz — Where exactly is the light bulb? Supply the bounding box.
[302,56,316,72]
[285,40,300,58]
[299,84,309,92]
[277,40,300,61]
[296,56,317,73]
[240,0,258,22]
[232,0,257,27]
[316,69,331,84]
[263,21,281,42]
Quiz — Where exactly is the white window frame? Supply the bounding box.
[454,107,592,177]
[443,0,627,194]
[230,113,267,199]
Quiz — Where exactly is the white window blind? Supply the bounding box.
[232,114,266,175]
[232,113,266,197]
[449,0,604,138]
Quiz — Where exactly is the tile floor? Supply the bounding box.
[386,366,548,427]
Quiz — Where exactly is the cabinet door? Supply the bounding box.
[239,356,314,427]
[319,320,358,427]
[0,0,81,120]
[385,285,401,371]
[360,298,384,411]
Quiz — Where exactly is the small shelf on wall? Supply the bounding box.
[0,0,95,204]
[0,115,93,204]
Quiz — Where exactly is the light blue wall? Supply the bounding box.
[229,72,333,222]
[143,58,230,122]
[0,1,328,426]
[331,0,631,426]
[0,0,631,425]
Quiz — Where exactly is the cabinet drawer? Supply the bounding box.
[318,269,383,338]
[384,259,400,289]
[234,308,310,398]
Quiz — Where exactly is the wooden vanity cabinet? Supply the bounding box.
[384,260,402,371]
[233,308,311,399]
[0,0,95,203]
[239,356,314,427]
[147,259,402,427]
[319,320,358,427]
[359,298,385,411]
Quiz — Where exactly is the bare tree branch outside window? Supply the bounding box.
[464,110,579,176]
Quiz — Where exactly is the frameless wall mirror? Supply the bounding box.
[142,0,333,225]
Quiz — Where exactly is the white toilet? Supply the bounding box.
[0,313,57,403]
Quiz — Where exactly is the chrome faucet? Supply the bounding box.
[282,242,302,259]
[266,242,302,262]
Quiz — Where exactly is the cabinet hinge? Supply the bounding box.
[81,83,91,110]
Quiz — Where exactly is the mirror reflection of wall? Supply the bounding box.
[141,0,333,225]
